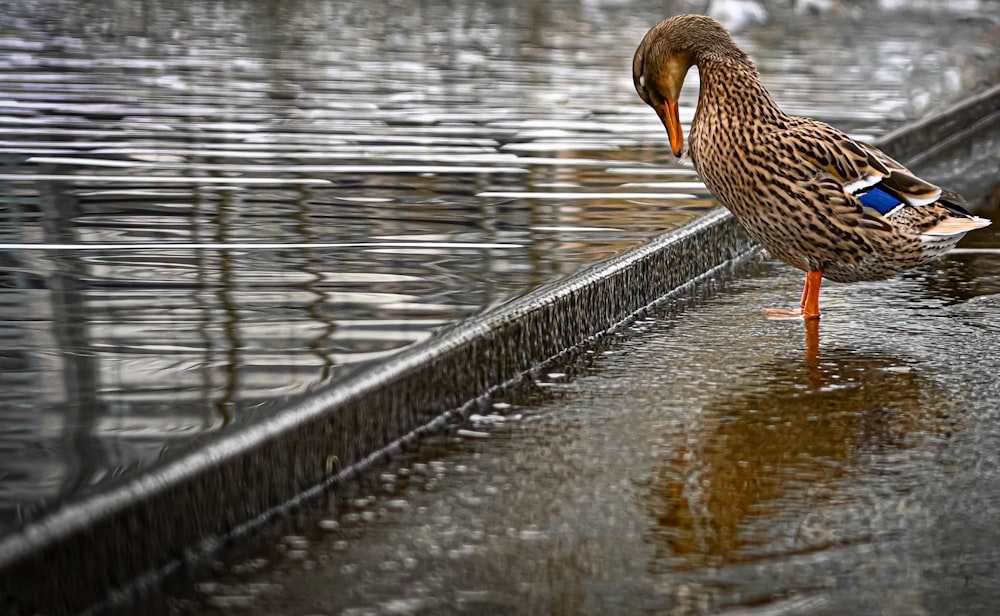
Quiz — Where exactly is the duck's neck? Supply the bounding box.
[692,56,785,137]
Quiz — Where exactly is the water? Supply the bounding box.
[171,198,1000,614]
[0,0,998,537]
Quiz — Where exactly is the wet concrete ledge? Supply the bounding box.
[1,84,997,616]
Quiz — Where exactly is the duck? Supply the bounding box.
[632,14,990,319]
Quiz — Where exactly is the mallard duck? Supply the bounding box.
[632,14,991,319]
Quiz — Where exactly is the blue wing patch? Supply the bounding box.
[857,186,901,215]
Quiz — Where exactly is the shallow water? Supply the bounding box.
[1,0,998,534]
[172,197,1000,615]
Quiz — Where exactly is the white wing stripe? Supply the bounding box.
[843,174,880,194]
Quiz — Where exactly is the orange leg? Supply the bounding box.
[801,270,823,320]
[764,270,824,320]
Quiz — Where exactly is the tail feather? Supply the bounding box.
[922,214,991,237]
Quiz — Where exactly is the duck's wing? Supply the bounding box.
[772,118,988,236]
[778,117,940,207]
[850,134,989,235]
[765,119,899,232]
[851,140,942,205]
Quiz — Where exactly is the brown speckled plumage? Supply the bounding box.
[632,15,990,317]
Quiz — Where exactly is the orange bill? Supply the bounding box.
[654,98,683,157]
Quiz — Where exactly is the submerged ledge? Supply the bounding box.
[1,83,997,616]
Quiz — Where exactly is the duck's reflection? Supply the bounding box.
[646,346,958,570]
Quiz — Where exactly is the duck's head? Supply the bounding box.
[632,15,744,157]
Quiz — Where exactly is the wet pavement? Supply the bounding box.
[170,160,1000,615]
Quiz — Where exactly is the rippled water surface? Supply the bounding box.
[0,0,998,532]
